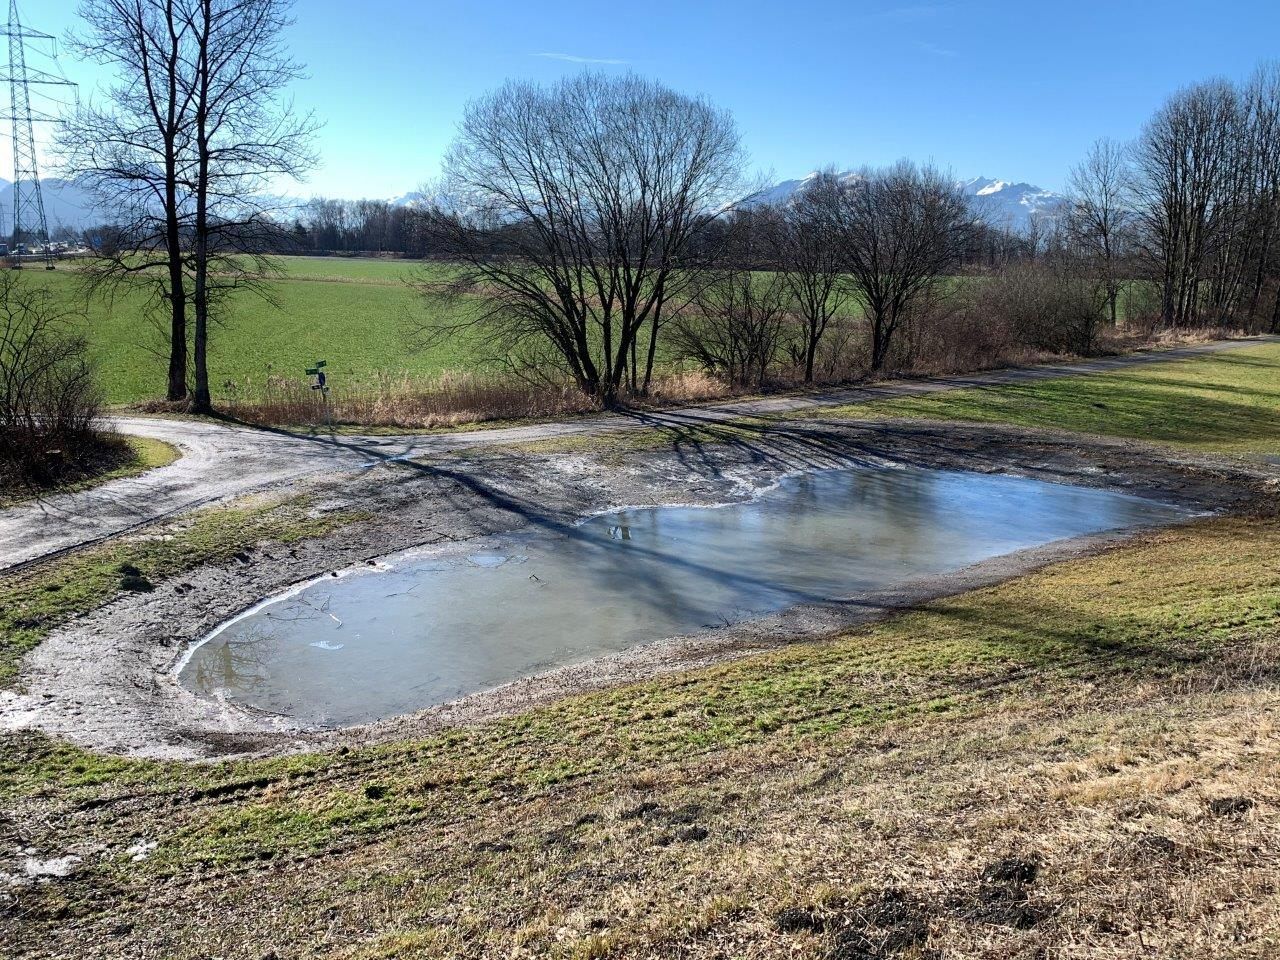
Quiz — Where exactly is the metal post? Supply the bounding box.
[306,360,331,429]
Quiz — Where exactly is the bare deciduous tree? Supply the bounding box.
[63,0,196,401]
[184,0,318,413]
[421,72,746,403]
[61,0,315,412]
[836,162,976,372]
[1067,138,1132,326]
[771,171,850,382]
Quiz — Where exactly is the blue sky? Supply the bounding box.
[19,0,1280,198]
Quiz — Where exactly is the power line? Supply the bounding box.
[0,1,76,268]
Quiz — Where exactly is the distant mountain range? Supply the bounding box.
[744,171,1066,233]
[0,173,1066,236]
[958,177,1066,232]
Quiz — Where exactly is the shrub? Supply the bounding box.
[0,271,103,488]
[889,292,1022,375]
[975,261,1107,355]
[668,268,793,388]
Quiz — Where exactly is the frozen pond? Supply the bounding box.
[179,466,1190,726]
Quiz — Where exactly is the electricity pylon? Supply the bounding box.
[0,1,75,269]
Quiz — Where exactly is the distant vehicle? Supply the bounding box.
[0,244,8,256]
[14,244,27,255]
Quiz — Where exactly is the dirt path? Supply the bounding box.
[0,337,1271,571]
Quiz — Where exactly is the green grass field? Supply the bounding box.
[33,256,1177,409]
[38,257,475,404]
[817,341,1280,455]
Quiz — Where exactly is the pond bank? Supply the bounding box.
[0,416,1271,759]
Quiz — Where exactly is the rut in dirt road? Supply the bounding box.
[0,337,1271,572]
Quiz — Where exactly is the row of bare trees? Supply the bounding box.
[666,166,977,388]
[1130,65,1280,329]
[1049,64,1280,333]
[290,198,423,255]
[419,74,981,401]
[59,0,315,412]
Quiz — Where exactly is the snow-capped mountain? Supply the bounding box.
[740,170,861,210]
[957,177,1065,233]
[387,190,428,208]
[743,171,1066,234]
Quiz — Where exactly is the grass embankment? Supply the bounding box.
[0,493,363,686]
[818,341,1280,455]
[3,512,1278,957]
[500,341,1280,460]
[0,435,178,509]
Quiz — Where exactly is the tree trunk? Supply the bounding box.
[166,272,188,401]
[191,218,210,413]
[164,127,187,400]
[870,314,888,373]
[189,0,213,415]
[163,5,188,404]
[804,319,817,382]
[641,286,664,396]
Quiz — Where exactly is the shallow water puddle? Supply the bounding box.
[180,467,1189,726]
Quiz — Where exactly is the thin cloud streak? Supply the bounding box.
[914,40,960,57]
[532,52,630,65]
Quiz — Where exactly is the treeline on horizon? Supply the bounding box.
[22,0,1280,421]
[268,194,1041,268]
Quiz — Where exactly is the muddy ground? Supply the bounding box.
[2,415,1274,760]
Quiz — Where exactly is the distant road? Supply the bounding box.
[1,336,1273,572]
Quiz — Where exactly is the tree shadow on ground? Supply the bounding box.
[879,375,1280,449]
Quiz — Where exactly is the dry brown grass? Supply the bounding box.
[215,369,599,429]
[211,369,738,430]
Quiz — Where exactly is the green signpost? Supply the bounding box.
[306,360,331,427]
